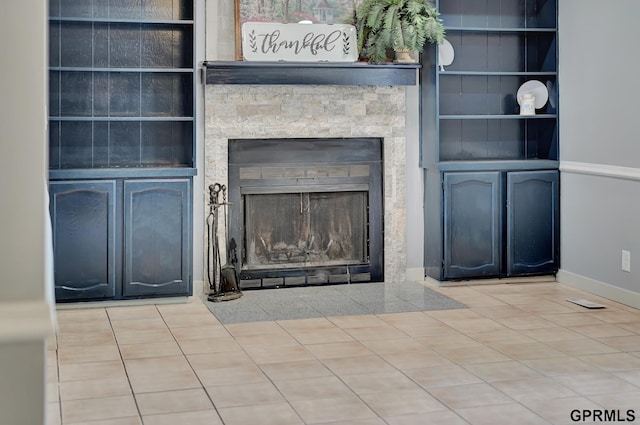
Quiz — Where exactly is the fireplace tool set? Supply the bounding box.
[206,183,242,302]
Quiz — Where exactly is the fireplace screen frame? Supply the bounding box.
[228,138,383,288]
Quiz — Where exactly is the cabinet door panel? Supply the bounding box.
[49,181,119,301]
[123,179,191,297]
[507,170,559,275]
[444,172,502,279]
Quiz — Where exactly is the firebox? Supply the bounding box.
[228,138,383,288]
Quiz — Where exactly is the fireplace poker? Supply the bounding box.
[206,183,242,302]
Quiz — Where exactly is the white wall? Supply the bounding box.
[557,0,640,307]
[0,1,55,423]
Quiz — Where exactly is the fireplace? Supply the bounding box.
[204,82,409,286]
[228,138,383,288]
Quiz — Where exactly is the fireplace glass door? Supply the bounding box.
[244,191,368,270]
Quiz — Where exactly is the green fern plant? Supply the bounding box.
[356,0,445,62]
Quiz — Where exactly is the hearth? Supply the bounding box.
[228,138,383,288]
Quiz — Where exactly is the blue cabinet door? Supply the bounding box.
[507,170,559,276]
[443,171,502,279]
[49,181,119,301]
[123,179,192,297]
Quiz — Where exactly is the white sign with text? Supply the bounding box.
[241,22,358,62]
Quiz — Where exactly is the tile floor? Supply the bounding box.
[48,282,640,425]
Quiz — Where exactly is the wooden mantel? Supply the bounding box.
[203,61,420,86]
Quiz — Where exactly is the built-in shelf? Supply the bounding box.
[203,61,421,86]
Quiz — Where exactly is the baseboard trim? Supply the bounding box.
[406,267,425,282]
[556,269,640,309]
[425,275,556,288]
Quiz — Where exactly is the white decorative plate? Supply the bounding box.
[438,39,454,70]
[517,80,549,109]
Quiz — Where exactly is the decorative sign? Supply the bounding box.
[241,22,358,63]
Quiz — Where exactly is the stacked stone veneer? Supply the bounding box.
[204,84,407,282]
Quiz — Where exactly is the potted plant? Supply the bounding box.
[356,0,445,63]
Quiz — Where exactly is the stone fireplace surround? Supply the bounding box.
[204,71,412,284]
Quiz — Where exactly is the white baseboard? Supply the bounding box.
[556,269,640,309]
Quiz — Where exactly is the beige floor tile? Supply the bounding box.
[106,305,160,321]
[305,341,374,359]
[328,314,390,329]
[433,345,511,365]
[468,328,537,346]
[492,342,566,360]
[322,354,396,376]
[317,419,387,425]
[586,310,640,324]
[359,388,446,417]
[385,410,469,425]
[425,309,484,321]
[242,343,315,364]
[463,361,542,382]
[196,364,269,387]
[186,351,256,372]
[286,327,355,345]
[177,336,243,355]
[259,359,333,381]
[56,308,109,323]
[110,318,167,332]
[119,340,182,359]
[57,330,116,348]
[379,348,452,370]
[517,300,577,315]
[219,402,304,425]
[403,365,483,389]
[290,395,377,424]
[554,372,640,396]
[156,301,212,317]
[276,317,338,331]
[442,318,509,334]
[415,333,483,350]
[493,315,557,330]
[456,403,550,425]
[339,370,421,395]
[569,323,635,338]
[521,396,602,425]
[234,332,300,348]
[597,335,640,352]
[545,338,620,356]
[539,313,605,327]
[135,388,213,415]
[124,355,192,374]
[163,313,221,328]
[343,325,412,341]
[427,383,514,410]
[617,321,640,333]
[520,326,587,343]
[377,311,438,326]
[225,321,287,336]
[470,305,529,319]
[65,418,142,425]
[391,321,460,338]
[58,344,121,364]
[142,409,223,425]
[275,375,356,400]
[48,382,60,403]
[362,337,433,355]
[490,377,578,401]
[127,369,202,393]
[60,376,131,401]
[170,324,230,341]
[578,352,640,371]
[615,369,640,386]
[206,381,284,407]
[56,320,114,335]
[521,357,601,377]
[59,360,126,382]
[588,391,640,410]
[112,328,175,345]
[61,395,138,424]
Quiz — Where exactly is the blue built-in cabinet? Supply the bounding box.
[421,0,559,281]
[48,0,195,301]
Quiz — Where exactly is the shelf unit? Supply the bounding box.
[48,0,195,301]
[421,0,559,281]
